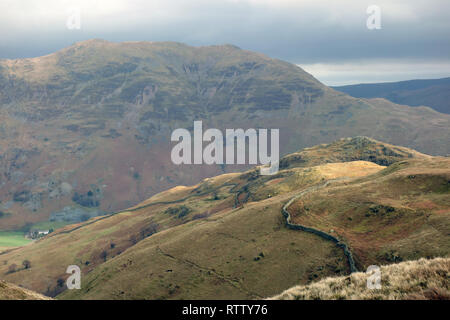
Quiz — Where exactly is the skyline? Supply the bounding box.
[1,0,450,85]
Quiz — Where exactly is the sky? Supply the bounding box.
[1,0,449,85]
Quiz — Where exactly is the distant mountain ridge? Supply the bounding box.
[0,39,449,231]
[332,77,450,114]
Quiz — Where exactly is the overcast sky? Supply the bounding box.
[1,0,449,85]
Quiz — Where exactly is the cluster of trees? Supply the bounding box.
[0,210,10,218]
[129,223,160,245]
[164,205,191,219]
[6,260,31,274]
[72,190,100,207]
[27,229,53,239]
[13,190,31,202]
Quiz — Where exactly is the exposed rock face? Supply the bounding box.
[0,39,449,229]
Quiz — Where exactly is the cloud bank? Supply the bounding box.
[1,0,449,84]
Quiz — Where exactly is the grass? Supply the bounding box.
[269,257,450,300]
[29,221,68,231]
[286,157,450,268]
[59,197,349,300]
[0,232,31,248]
[0,281,51,300]
[0,138,447,300]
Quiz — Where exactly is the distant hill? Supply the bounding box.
[270,257,450,300]
[332,78,450,114]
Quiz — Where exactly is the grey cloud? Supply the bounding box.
[0,0,449,84]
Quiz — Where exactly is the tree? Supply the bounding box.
[7,264,17,274]
[22,260,31,269]
[100,250,108,262]
[57,278,65,287]
[129,234,138,245]
[140,223,159,239]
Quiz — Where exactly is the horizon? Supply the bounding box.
[1,0,450,85]
[2,38,450,86]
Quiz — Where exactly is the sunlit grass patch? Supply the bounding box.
[0,231,32,248]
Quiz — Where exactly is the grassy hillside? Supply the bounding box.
[0,137,447,300]
[270,257,450,300]
[286,156,450,268]
[332,77,450,114]
[0,163,356,298]
[0,280,51,300]
[0,40,449,231]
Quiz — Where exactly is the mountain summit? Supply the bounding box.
[0,40,449,230]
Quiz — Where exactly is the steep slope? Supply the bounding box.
[0,162,359,298]
[0,40,450,231]
[332,77,450,114]
[286,156,450,267]
[0,280,51,300]
[0,137,447,300]
[270,257,450,300]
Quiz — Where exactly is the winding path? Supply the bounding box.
[282,180,358,273]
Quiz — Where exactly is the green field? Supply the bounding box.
[30,221,67,231]
[0,231,32,248]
